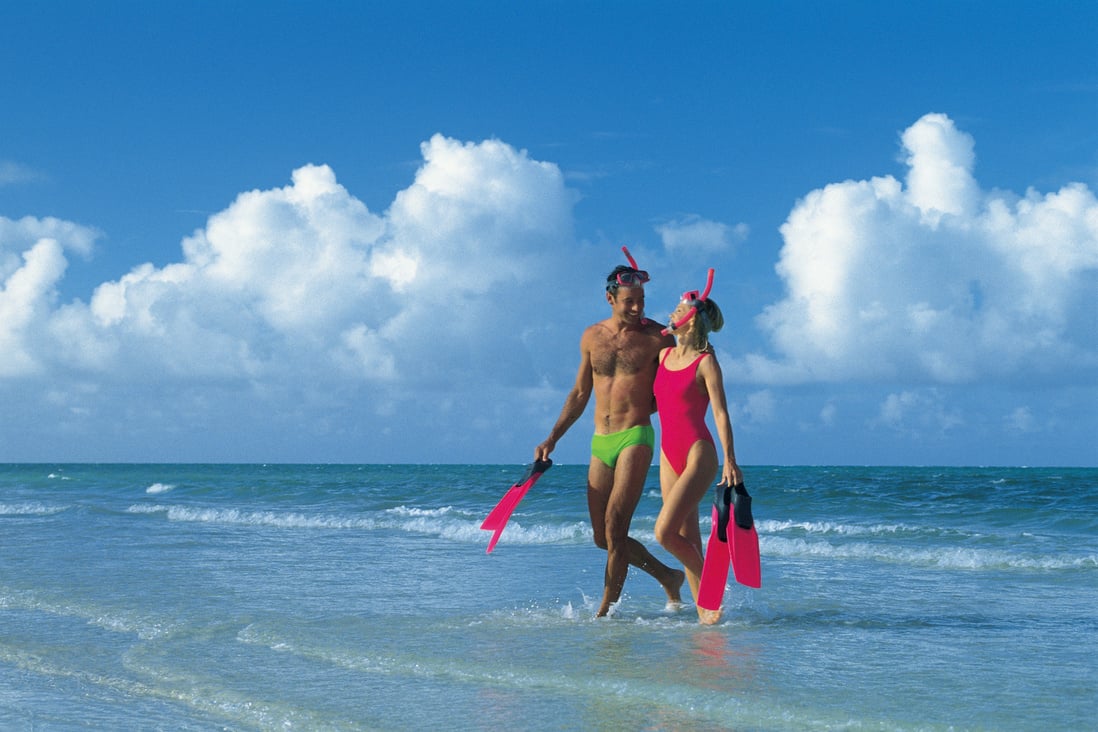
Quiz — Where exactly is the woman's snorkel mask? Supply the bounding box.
[662,268,715,336]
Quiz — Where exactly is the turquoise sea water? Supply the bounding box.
[1,464,1095,730]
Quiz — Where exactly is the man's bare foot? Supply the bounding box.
[698,606,722,625]
[663,568,686,604]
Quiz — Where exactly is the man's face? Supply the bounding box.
[608,286,645,323]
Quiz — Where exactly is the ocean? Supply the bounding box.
[1,464,1094,731]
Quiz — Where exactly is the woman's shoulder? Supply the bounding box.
[696,348,723,372]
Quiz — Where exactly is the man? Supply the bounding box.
[535,254,684,616]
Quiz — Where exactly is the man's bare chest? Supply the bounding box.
[590,335,655,377]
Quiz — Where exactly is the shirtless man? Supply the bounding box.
[535,258,685,617]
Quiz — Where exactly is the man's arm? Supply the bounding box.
[535,332,594,461]
[648,328,675,414]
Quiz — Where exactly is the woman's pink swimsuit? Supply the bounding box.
[654,350,713,474]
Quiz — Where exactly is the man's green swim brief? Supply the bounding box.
[590,424,655,469]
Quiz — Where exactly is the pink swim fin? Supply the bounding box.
[481,459,552,553]
[728,484,761,588]
[697,482,761,609]
[697,504,731,611]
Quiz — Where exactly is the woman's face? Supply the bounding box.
[669,300,695,331]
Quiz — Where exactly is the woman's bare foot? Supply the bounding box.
[697,606,722,625]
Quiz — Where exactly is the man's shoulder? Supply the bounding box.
[634,320,675,350]
[579,321,611,354]
[581,320,609,339]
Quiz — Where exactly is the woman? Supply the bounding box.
[653,274,741,624]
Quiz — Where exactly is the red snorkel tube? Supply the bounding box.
[662,268,715,336]
[622,245,640,270]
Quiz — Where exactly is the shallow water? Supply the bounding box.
[1,464,1094,730]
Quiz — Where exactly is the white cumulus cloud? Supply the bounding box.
[2,138,576,384]
[0,136,584,459]
[0,237,68,377]
[740,113,1098,386]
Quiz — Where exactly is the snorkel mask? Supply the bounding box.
[607,246,651,290]
[662,268,715,336]
[607,246,653,325]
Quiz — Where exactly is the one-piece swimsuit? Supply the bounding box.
[653,350,713,474]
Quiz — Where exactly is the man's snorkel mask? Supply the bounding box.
[606,246,651,292]
[662,268,715,336]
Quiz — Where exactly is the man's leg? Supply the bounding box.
[588,445,683,616]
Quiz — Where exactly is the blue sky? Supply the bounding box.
[2,1,1096,465]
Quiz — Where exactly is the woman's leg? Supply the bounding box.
[655,441,718,608]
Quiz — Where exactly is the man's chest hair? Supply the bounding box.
[589,329,655,376]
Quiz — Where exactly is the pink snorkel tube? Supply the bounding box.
[622,245,640,271]
[662,268,715,336]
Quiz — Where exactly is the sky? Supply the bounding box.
[1,1,1096,466]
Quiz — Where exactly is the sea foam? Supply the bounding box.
[0,502,65,516]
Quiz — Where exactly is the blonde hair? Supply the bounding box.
[681,299,724,352]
